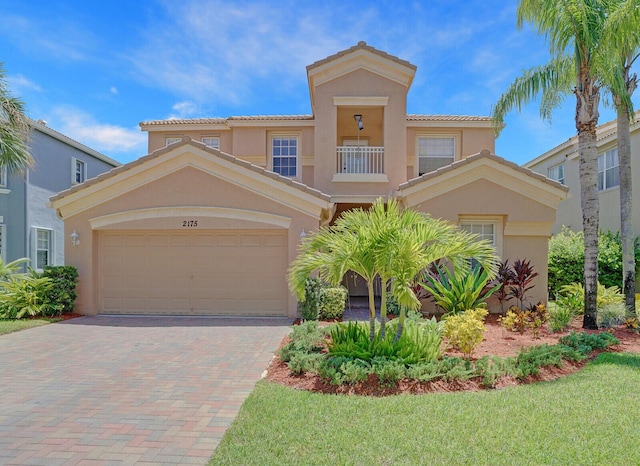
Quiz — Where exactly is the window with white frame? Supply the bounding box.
[166,137,182,146]
[34,228,53,270]
[548,163,565,184]
[271,136,298,177]
[417,136,455,176]
[202,137,220,149]
[598,148,619,191]
[459,217,502,267]
[0,167,7,187]
[72,157,86,184]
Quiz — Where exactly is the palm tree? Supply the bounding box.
[600,0,640,317]
[288,198,498,341]
[492,0,609,329]
[0,63,32,172]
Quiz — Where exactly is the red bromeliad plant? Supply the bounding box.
[494,259,516,312]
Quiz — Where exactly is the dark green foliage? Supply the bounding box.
[475,356,516,387]
[297,278,323,320]
[558,331,620,353]
[515,344,584,379]
[41,266,78,316]
[277,321,325,366]
[287,353,325,375]
[548,228,640,295]
[318,285,347,320]
[420,264,500,315]
[371,357,406,386]
[327,319,442,365]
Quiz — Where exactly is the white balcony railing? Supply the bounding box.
[336,146,384,174]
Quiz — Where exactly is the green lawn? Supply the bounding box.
[0,319,52,335]
[211,352,640,465]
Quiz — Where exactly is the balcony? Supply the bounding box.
[335,146,384,174]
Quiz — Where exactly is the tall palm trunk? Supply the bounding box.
[576,70,600,330]
[368,281,376,341]
[615,65,637,317]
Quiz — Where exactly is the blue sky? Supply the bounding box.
[2,0,638,165]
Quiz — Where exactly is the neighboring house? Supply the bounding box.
[0,119,120,270]
[525,110,640,237]
[51,42,567,317]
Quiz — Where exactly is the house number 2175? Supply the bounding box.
[182,220,198,227]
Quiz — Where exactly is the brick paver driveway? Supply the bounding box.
[0,315,292,465]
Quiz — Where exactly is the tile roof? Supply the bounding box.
[399,149,568,191]
[50,137,331,203]
[306,41,416,72]
[140,115,314,126]
[406,114,491,122]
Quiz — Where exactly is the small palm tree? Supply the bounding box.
[288,199,498,341]
[0,63,33,173]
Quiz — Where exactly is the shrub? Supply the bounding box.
[0,275,60,319]
[515,344,582,378]
[557,282,624,313]
[548,227,640,295]
[319,285,347,320]
[287,352,325,375]
[277,320,326,365]
[297,278,323,320]
[509,259,539,309]
[475,355,516,388]
[500,306,531,334]
[442,308,488,359]
[558,331,620,354]
[420,265,499,316]
[597,302,627,328]
[494,259,516,312]
[371,357,406,387]
[40,266,78,315]
[548,303,574,333]
[339,359,371,385]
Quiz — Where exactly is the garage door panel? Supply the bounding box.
[99,230,287,316]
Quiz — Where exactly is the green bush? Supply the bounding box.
[558,331,619,353]
[277,320,326,366]
[319,285,347,320]
[287,352,325,375]
[420,265,499,315]
[557,282,624,313]
[548,227,640,295]
[548,303,574,333]
[297,278,323,320]
[328,319,442,365]
[0,275,60,319]
[371,357,406,386]
[442,308,488,359]
[40,266,78,315]
[598,303,627,328]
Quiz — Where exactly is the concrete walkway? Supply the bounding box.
[0,315,292,465]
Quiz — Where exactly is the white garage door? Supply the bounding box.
[98,230,288,316]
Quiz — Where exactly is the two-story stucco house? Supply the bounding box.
[50,42,567,317]
[525,110,640,237]
[0,119,120,270]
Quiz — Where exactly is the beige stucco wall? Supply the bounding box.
[312,68,409,196]
[527,123,640,236]
[411,178,557,312]
[63,165,321,317]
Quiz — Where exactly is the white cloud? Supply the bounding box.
[51,106,146,155]
[6,74,42,93]
[168,101,199,119]
[110,86,118,95]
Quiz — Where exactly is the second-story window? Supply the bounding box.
[202,137,220,150]
[418,136,455,176]
[166,137,182,146]
[548,163,565,184]
[34,228,53,270]
[598,148,619,191]
[0,167,7,188]
[272,136,298,177]
[72,158,86,184]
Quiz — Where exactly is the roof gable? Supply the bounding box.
[397,150,568,208]
[307,41,417,109]
[50,137,332,220]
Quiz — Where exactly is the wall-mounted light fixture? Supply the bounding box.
[354,114,364,131]
[70,230,80,247]
[300,230,307,239]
